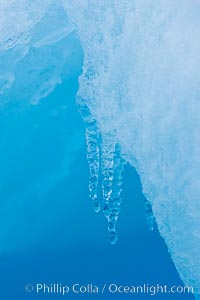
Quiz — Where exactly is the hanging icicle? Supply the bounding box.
[78,98,153,243]
[100,133,124,245]
[86,122,100,213]
[77,98,101,213]
[107,143,124,244]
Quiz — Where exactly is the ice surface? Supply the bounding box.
[62,1,200,297]
[0,0,53,50]
[0,1,75,107]
[0,0,200,298]
[0,0,84,252]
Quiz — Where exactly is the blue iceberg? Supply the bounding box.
[0,1,199,299]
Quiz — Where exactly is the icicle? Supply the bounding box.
[77,98,100,213]
[77,98,153,240]
[86,122,100,212]
[108,143,124,245]
[144,199,154,231]
[101,133,115,218]
[101,134,124,245]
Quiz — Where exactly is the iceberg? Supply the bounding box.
[0,0,199,298]
[62,1,200,297]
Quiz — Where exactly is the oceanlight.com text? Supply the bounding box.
[24,282,194,296]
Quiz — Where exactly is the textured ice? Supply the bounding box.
[0,0,52,50]
[0,1,75,106]
[63,1,200,297]
[0,1,200,298]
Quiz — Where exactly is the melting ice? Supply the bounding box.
[0,0,200,299]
